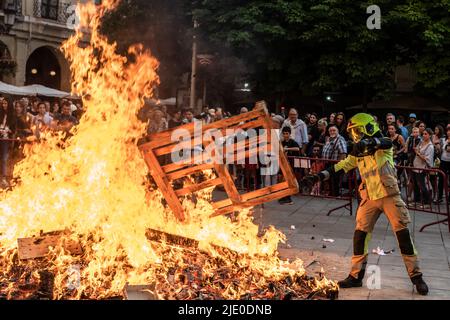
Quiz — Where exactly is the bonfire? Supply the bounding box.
[0,0,338,300]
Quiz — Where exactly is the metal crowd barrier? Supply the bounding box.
[287,157,449,232]
[395,165,450,232]
[288,156,356,216]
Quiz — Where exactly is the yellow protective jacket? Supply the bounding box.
[334,147,399,201]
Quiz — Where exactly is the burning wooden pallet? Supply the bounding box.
[138,101,299,221]
[144,228,338,300]
[17,230,82,260]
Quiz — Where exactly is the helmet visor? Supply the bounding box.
[348,126,365,143]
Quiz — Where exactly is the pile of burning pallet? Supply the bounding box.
[0,103,339,300]
[0,228,338,300]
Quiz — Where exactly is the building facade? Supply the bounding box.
[0,0,77,91]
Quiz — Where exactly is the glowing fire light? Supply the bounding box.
[0,0,337,300]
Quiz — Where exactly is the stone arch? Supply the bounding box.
[0,40,15,83]
[25,45,71,91]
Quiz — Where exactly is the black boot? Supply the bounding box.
[411,275,429,296]
[338,275,363,288]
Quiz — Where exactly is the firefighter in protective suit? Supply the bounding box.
[304,113,428,295]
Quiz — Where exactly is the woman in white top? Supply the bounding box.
[0,99,13,187]
[412,128,434,206]
[436,125,450,203]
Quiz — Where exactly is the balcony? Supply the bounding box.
[33,0,72,25]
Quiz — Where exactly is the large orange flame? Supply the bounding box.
[0,0,337,299]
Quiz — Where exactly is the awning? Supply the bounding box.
[0,81,71,98]
[0,81,28,96]
[21,84,70,98]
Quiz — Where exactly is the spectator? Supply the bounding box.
[417,121,426,136]
[322,124,347,161]
[412,128,434,207]
[436,125,450,204]
[32,102,53,127]
[271,115,284,129]
[279,126,301,205]
[334,112,348,140]
[260,115,284,188]
[396,116,409,141]
[13,100,33,139]
[51,102,60,117]
[404,127,421,166]
[386,113,396,125]
[304,113,311,125]
[387,124,405,165]
[70,100,78,115]
[182,108,198,124]
[206,108,216,124]
[384,113,396,135]
[52,101,79,132]
[403,127,422,200]
[429,125,445,202]
[147,109,168,134]
[432,125,445,157]
[279,106,287,119]
[322,124,347,196]
[73,102,83,120]
[44,101,51,114]
[309,144,325,195]
[306,112,320,155]
[215,107,224,121]
[240,107,248,114]
[29,100,39,116]
[32,102,53,139]
[168,110,182,129]
[405,113,417,135]
[314,119,328,149]
[281,108,308,155]
[0,99,14,187]
[329,113,336,125]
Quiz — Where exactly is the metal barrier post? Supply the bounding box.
[396,165,450,232]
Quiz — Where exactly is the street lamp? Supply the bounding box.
[1,0,17,34]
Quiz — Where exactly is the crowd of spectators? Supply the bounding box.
[146,104,449,207]
[2,97,449,209]
[0,95,82,187]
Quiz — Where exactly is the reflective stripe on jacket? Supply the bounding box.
[334,148,398,201]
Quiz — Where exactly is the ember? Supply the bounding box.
[0,0,338,300]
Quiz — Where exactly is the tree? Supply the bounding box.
[396,0,450,99]
[100,0,193,98]
[192,0,450,108]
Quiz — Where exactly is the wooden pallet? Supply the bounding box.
[17,230,83,260]
[138,101,299,221]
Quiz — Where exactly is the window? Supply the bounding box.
[41,0,59,20]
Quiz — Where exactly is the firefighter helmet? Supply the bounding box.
[347,113,380,143]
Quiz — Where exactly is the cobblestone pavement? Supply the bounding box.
[252,195,450,300]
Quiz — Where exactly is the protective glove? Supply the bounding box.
[353,138,377,156]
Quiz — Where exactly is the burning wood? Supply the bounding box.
[1,228,339,300]
[139,101,299,221]
[144,228,338,300]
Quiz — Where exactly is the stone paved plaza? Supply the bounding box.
[253,195,450,300]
